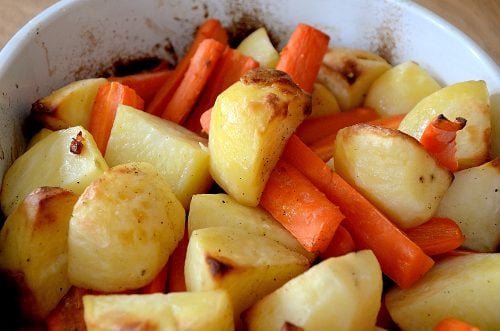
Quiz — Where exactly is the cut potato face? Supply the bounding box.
[1,126,108,217]
[317,47,391,111]
[31,78,107,130]
[310,83,341,117]
[243,250,383,331]
[105,105,212,208]
[26,128,53,150]
[209,68,310,206]
[386,253,500,331]
[68,162,185,292]
[334,124,453,228]
[236,27,279,69]
[364,61,441,117]
[398,80,491,169]
[188,193,315,261]
[0,187,78,321]
[185,226,309,316]
[83,290,233,331]
[436,158,500,252]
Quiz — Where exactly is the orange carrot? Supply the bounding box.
[434,318,481,331]
[184,47,259,133]
[88,81,144,155]
[200,107,212,134]
[420,114,467,171]
[276,23,330,93]
[140,264,168,294]
[404,217,465,256]
[282,134,434,288]
[368,113,406,129]
[109,70,171,106]
[146,19,228,116]
[295,106,379,144]
[260,159,345,253]
[45,287,88,331]
[160,38,226,123]
[167,229,189,292]
[319,224,355,259]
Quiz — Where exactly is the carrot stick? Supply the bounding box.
[296,106,378,144]
[88,81,144,155]
[160,38,226,123]
[282,134,434,288]
[200,107,212,135]
[146,19,228,116]
[184,48,259,133]
[368,113,406,129]
[140,264,168,294]
[404,217,465,256]
[45,287,88,331]
[434,318,481,331]
[319,224,355,259]
[167,228,189,292]
[420,114,466,171]
[260,159,345,253]
[109,70,171,106]
[276,23,330,93]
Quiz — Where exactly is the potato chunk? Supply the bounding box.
[237,27,279,69]
[68,162,185,292]
[436,158,500,252]
[188,193,314,261]
[209,68,310,206]
[0,187,78,321]
[1,126,108,216]
[185,226,309,316]
[105,105,212,208]
[83,290,233,331]
[398,80,491,169]
[243,250,382,331]
[334,124,453,228]
[386,253,500,331]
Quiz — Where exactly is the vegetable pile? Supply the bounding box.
[0,18,498,331]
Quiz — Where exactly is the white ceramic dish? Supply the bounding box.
[0,0,499,181]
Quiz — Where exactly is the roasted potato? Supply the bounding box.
[185,226,310,316]
[83,290,233,331]
[310,83,341,117]
[0,187,78,321]
[1,126,108,216]
[386,253,500,331]
[209,68,311,207]
[68,162,185,292]
[31,78,107,130]
[364,61,441,117]
[317,47,391,111]
[436,158,500,252]
[334,124,453,228]
[105,105,212,208]
[243,250,382,331]
[398,80,491,169]
[188,193,315,261]
[237,27,279,69]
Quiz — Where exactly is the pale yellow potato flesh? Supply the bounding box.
[236,27,279,69]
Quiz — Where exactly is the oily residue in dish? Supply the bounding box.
[367,2,404,64]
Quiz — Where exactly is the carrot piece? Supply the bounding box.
[420,114,467,171]
[200,107,212,134]
[167,229,189,292]
[434,318,481,331]
[276,23,330,93]
[160,38,226,123]
[319,224,355,259]
[282,134,434,288]
[260,159,345,253]
[146,19,228,116]
[88,81,144,155]
[368,113,406,129]
[140,264,168,294]
[45,287,88,331]
[109,70,171,106]
[295,106,378,144]
[184,47,259,133]
[404,217,465,256]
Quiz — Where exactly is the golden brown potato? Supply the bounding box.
[209,68,311,207]
[68,162,185,292]
[0,187,78,321]
[334,124,453,228]
[317,47,391,111]
[31,78,107,130]
[243,250,383,331]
